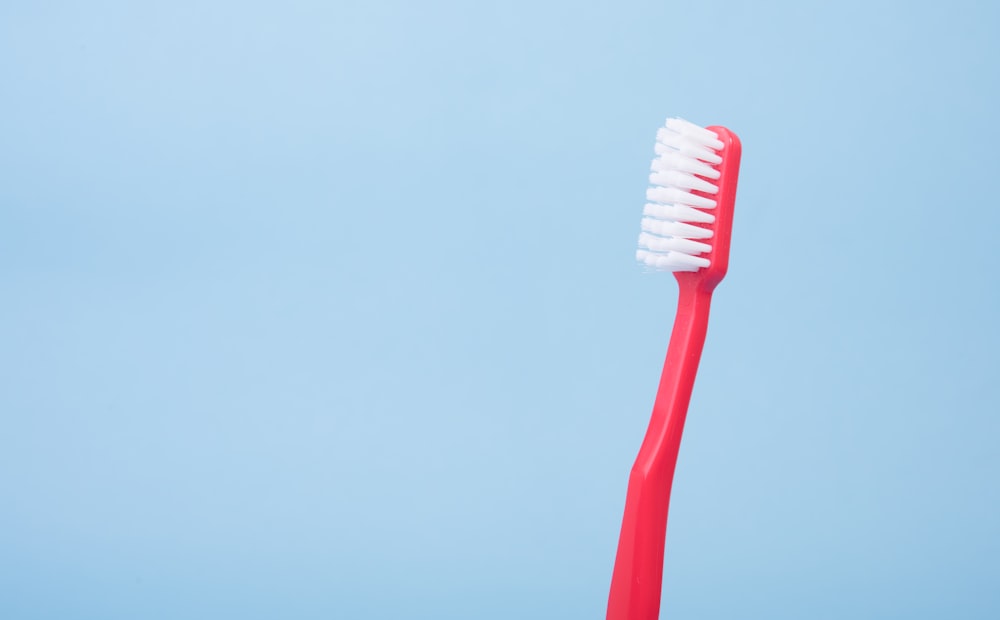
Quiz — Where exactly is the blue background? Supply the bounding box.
[2,1,998,618]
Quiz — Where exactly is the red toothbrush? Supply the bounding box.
[608,118,742,620]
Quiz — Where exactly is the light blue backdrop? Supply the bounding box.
[1,1,998,618]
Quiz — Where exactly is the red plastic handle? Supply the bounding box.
[606,284,712,620]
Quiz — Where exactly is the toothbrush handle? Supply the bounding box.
[607,281,714,620]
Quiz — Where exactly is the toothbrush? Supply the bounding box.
[606,118,742,620]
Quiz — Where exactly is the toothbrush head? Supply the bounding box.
[636,118,742,289]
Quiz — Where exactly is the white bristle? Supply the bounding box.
[638,232,711,255]
[649,170,718,194]
[637,117,722,272]
[641,217,713,239]
[637,248,710,271]
[665,118,724,150]
[642,203,715,224]
[646,186,717,210]
[655,128,723,165]
[651,151,720,180]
